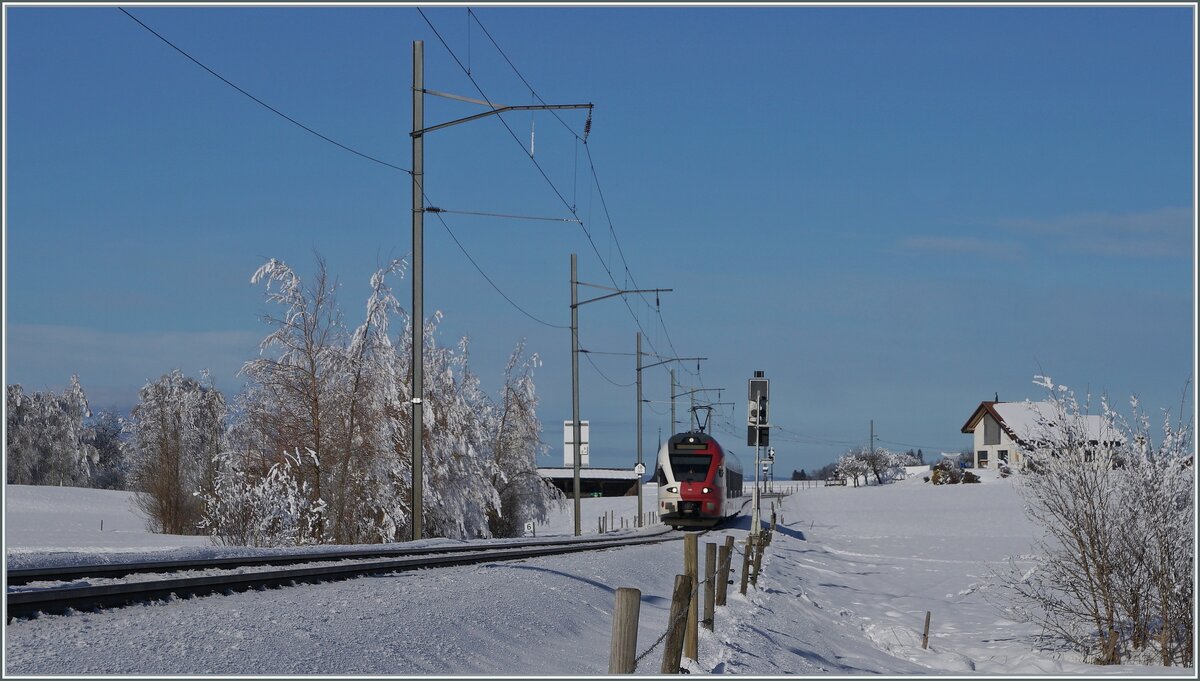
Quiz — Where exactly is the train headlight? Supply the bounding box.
[702,487,711,494]
[667,486,678,493]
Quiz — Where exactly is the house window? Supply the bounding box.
[998,450,1009,465]
[977,451,989,468]
[984,418,1000,446]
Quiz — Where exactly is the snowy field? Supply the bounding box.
[3,477,1190,675]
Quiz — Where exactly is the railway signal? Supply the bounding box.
[747,374,769,447]
[747,371,771,534]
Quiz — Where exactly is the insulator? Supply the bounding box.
[583,112,593,140]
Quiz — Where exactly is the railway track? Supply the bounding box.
[6,529,678,621]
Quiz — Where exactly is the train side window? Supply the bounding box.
[654,467,666,485]
[717,467,724,478]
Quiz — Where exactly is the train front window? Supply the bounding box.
[669,453,712,482]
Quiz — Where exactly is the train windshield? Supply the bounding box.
[669,453,712,482]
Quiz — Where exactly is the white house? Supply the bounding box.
[960,400,1117,469]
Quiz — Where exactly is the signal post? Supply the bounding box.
[747,371,770,536]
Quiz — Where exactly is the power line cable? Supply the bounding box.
[118,8,411,175]
[425,207,579,223]
[877,438,965,453]
[468,9,648,320]
[468,8,583,139]
[583,352,635,388]
[578,349,639,357]
[120,7,565,335]
[424,191,568,330]
[418,8,677,364]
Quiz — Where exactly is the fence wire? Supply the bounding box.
[630,572,707,672]
[627,526,774,673]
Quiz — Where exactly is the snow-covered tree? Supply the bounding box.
[860,447,894,484]
[487,343,561,538]
[5,376,97,486]
[237,256,346,541]
[209,256,551,546]
[129,370,226,535]
[88,409,129,490]
[835,451,868,487]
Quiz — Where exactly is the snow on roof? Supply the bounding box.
[536,467,641,480]
[992,401,1120,444]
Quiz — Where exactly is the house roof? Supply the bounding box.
[961,400,1120,446]
[960,401,1003,435]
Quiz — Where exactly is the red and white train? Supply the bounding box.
[655,432,744,528]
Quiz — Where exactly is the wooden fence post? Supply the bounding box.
[660,574,693,674]
[739,535,753,595]
[608,587,641,674]
[683,533,698,660]
[703,542,716,631]
[921,611,931,649]
[751,535,765,587]
[716,536,734,606]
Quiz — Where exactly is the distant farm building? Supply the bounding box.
[960,400,1119,469]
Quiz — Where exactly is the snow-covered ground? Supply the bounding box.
[3,477,1190,675]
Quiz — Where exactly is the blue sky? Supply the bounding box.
[4,4,1195,474]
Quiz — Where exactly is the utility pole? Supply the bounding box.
[752,394,763,533]
[670,368,676,435]
[408,41,590,541]
[870,419,874,455]
[636,332,643,527]
[571,254,581,537]
[571,255,669,536]
[411,40,425,541]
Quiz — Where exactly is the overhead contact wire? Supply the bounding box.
[419,9,675,362]
[118,8,411,175]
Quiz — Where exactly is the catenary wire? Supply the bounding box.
[130,4,702,396]
[418,8,680,365]
[425,207,580,223]
[582,352,636,388]
[118,8,411,175]
[462,12,691,373]
[424,191,569,330]
[468,8,583,140]
[121,7,568,334]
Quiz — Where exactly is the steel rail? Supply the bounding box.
[6,528,673,586]
[6,532,678,621]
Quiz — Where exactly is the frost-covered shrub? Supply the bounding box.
[931,459,963,484]
[1001,375,1193,667]
[200,448,327,547]
[962,471,981,484]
